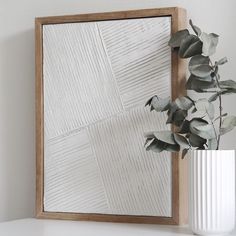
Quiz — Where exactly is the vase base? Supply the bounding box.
[192,230,233,236]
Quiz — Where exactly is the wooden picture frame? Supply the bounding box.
[36,7,188,225]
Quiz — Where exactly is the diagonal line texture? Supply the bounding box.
[43,22,123,139]
[44,128,110,213]
[88,108,171,216]
[98,17,171,110]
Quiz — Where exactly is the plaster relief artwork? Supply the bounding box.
[43,16,172,216]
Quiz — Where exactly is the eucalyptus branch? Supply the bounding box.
[145,20,236,155]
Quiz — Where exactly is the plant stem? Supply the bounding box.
[215,74,222,150]
[209,59,222,150]
[189,20,198,35]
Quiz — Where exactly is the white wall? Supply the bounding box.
[0,0,235,222]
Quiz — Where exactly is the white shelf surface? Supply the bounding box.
[0,218,235,236]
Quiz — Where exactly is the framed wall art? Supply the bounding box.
[36,7,188,224]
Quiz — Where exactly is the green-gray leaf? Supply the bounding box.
[179,35,202,58]
[217,57,228,66]
[175,96,194,110]
[208,138,217,150]
[189,19,201,36]
[186,74,216,92]
[146,139,165,153]
[201,32,219,56]
[193,74,213,82]
[181,148,189,159]
[166,103,178,124]
[154,131,176,145]
[189,55,212,77]
[168,29,190,48]
[193,124,217,139]
[144,137,154,147]
[209,88,236,102]
[190,118,208,134]
[189,133,207,147]
[178,120,190,134]
[220,116,236,135]
[209,92,220,102]
[219,80,236,90]
[165,144,180,152]
[146,96,170,112]
[172,110,188,126]
[144,132,155,139]
[195,99,215,120]
[173,134,190,149]
[189,118,216,139]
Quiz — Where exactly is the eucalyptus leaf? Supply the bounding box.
[201,32,219,56]
[190,118,215,139]
[186,74,216,92]
[190,118,208,128]
[209,88,236,102]
[209,92,220,102]
[165,144,180,152]
[219,80,236,90]
[197,146,206,150]
[189,19,201,36]
[181,148,189,159]
[173,134,190,149]
[221,88,236,95]
[193,124,217,139]
[208,138,218,150]
[144,137,154,147]
[195,99,215,120]
[166,103,178,124]
[146,139,165,153]
[190,118,208,133]
[189,55,212,77]
[193,74,213,82]
[220,116,236,135]
[217,57,228,66]
[179,35,202,58]
[145,96,170,112]
[144,132,155,139]
[168,29,190,48]
[145,97,153,106]
[154,131,176,145]
[175,96,194,110]
[178,120,190,134]
[173,110,188,126]
[189,133,207,147]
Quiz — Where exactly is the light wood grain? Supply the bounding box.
[36,7,187,225]
[35,19,44,216]
[170,8,188,225]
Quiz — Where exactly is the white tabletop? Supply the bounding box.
[0,218,235,236]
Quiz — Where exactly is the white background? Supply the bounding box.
[0,0,235,222]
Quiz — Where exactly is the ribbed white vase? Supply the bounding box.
[189,150,235,235]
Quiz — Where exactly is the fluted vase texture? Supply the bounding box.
[189,150,235,235]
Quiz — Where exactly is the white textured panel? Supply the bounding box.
[43,23,123,139]
[98,17,171,110]
[44,129,110,213]
[89,108,171,216]
[43,17,172,217]
[189,150,235,235]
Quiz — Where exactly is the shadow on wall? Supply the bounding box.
[0,29,35,221]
